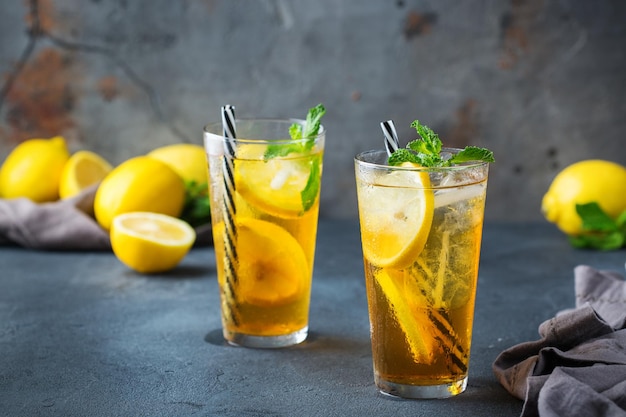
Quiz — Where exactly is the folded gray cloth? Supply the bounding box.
[0,185,212,251]
[493,265,626,417]
[0,185,110,250]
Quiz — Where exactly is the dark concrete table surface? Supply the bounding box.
[1,220,625,416]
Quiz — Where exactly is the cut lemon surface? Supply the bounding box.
[358,163,434,269]
[233,218,309,306]
[110,212,196,274]
[234,143,318,218]
[376,268,436,363]
[59,150,113,199]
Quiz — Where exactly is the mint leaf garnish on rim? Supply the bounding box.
[263,103,326,213]
[264,104,326,160]
[569,202,626,250]
[388,120,495,167]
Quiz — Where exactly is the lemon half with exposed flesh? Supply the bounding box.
[59,150,113,199]
[110,212,196,274]
[359,162,434,269]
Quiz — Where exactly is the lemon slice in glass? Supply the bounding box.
[359,163,434,269]
[234,143,316,218]
[236,218,309,306]
[110,212,196,274]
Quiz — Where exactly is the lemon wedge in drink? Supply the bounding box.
[376,268,436,362]
[359,162,434,269]
[234,143,316,218]
[234,218,308,306]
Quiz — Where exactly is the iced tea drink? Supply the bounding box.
[355,148,489,398]
[204,116,324,348]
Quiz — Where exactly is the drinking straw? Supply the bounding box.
[381,120,399,157]
[221,104,239,326]
[378,119,466,373]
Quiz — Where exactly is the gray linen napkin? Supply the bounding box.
[0,185,212,251]
[0,184,110,250]
[493,265,626,417]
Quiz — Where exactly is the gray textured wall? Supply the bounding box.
[1,0,625,222]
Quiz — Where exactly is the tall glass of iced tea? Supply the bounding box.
[355,148,489,398]
[205,114,324,348]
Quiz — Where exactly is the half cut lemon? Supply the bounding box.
[60,150,113,199]
[110,212,196,274]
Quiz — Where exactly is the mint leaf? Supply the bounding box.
[568,203,626,250]
[449,146,495,165]
[409,120,442,156]
[388,120,495,167]
[302,103,325,141]
[180,180,211,227]
[616,210,626,229]
[289,123,303,140]
[264,103,325,160]
[264,143,300,159]
[577,202,618,232]
[388,148,420,166]
[301,155,321,212]
[569,231,625,250]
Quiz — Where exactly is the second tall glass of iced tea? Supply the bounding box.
[355,149,489,398]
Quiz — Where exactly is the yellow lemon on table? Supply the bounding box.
[147,143,207,185]
[59,150,114,199]
[94,156,186,231]
[111,212,196,274]
[358,162,434,269]
[541,160,626,235]
[0,136,70,202]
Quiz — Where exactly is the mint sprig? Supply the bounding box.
[388,120,495,167]
[180,180,211,227]
[569,202,626,250]
[263,104,325,213]
[264,103,325,159]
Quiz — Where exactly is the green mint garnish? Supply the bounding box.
[263,104,326,213]
[180,180,211,227]
[264,103,326,160]
[568,202,626,250]
[388,120,495,167]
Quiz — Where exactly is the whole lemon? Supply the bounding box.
[94,156,186,231]
[0,136,70,202]
[147,143,207,185]
[541,160,626,235]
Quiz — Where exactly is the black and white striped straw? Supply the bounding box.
[380,118,466,372]
[221,104,239,326]
[380,120,399,157]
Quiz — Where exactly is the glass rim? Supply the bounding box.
[354,148,490,172]
[203,118,325,145]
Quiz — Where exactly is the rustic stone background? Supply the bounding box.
[1,0,625,222]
